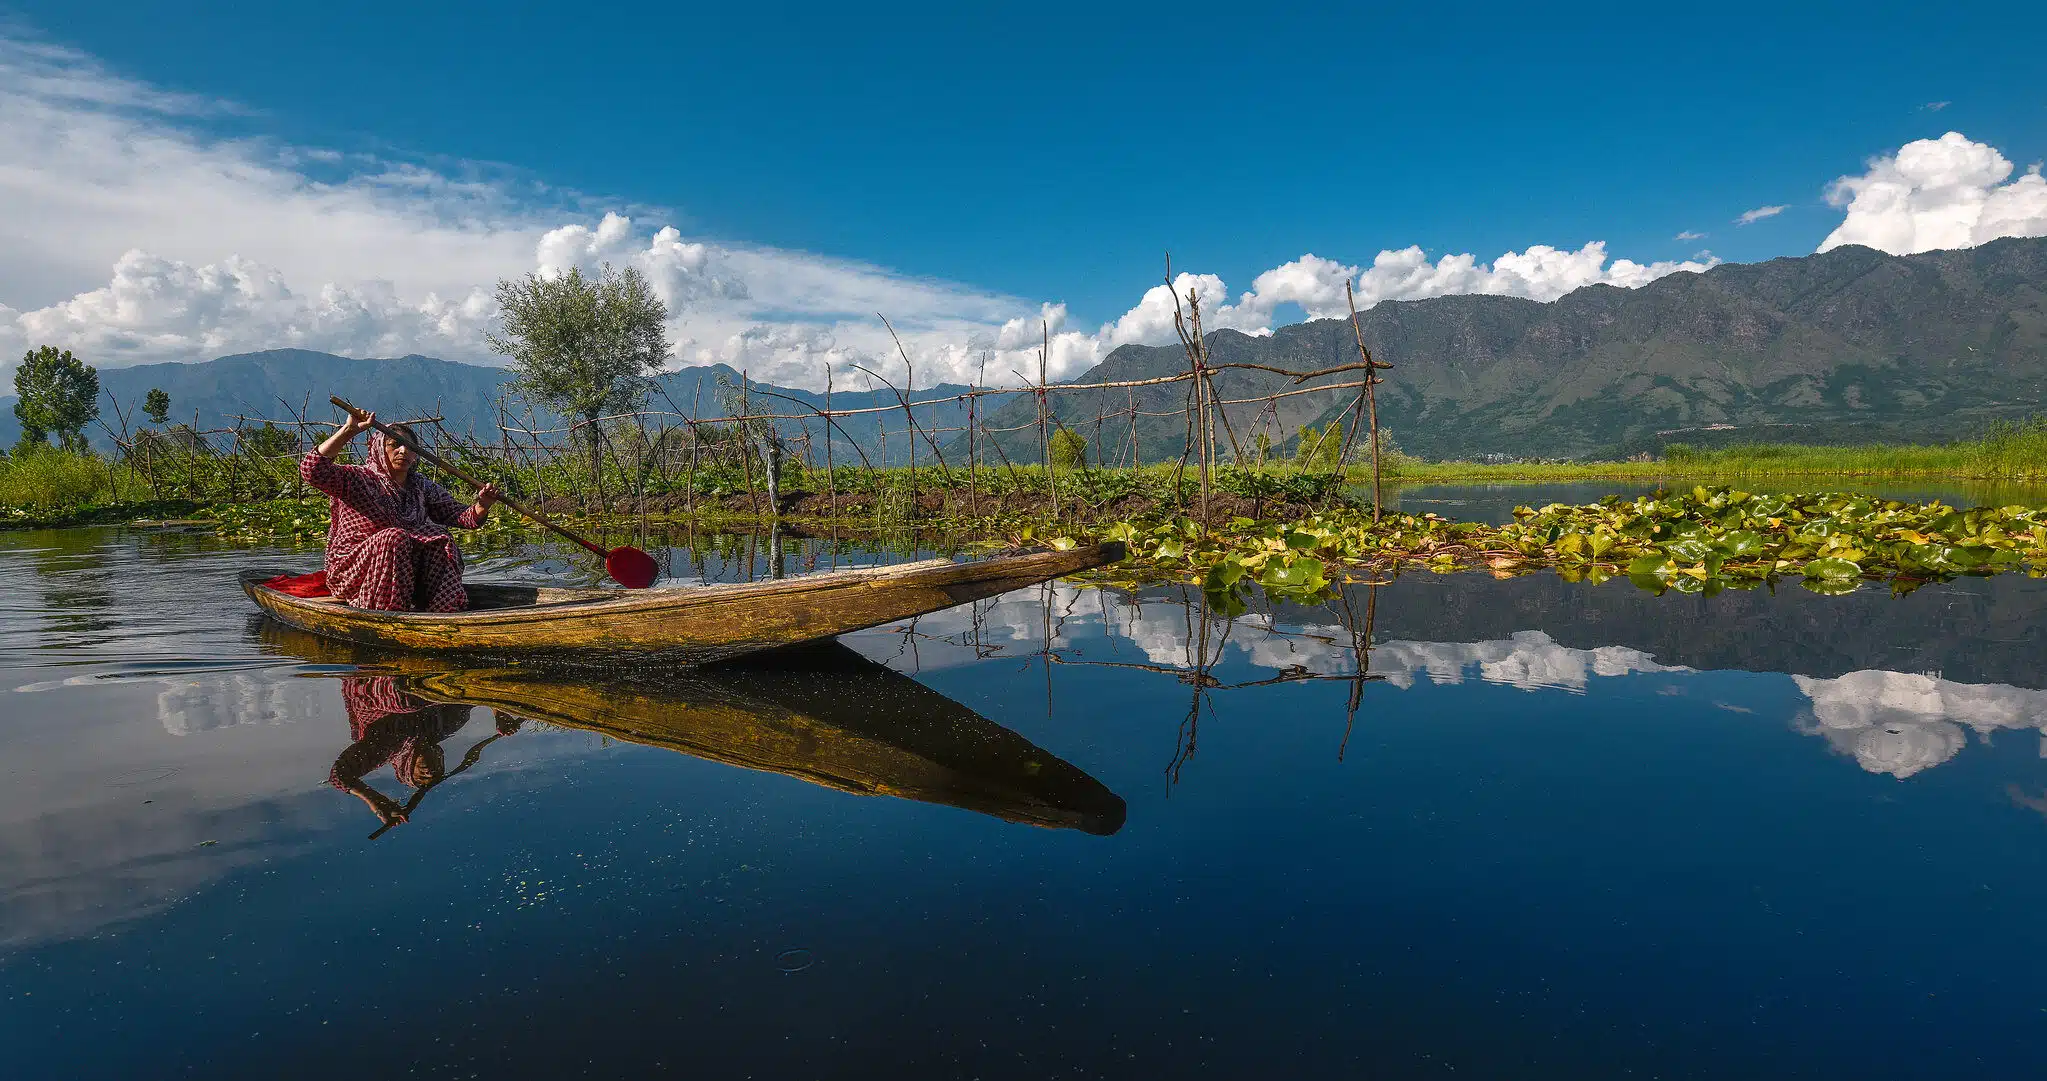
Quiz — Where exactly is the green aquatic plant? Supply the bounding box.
[201,497,334,545]
[1090,485,2047,604]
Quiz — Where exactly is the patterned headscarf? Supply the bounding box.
[364,429,402,483]
[365,428,438,533]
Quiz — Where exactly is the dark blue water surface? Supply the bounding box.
[4,525,2047,1079]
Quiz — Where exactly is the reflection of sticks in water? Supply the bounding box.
[1049,655,1222,686]
[1165,585,1234,789]
[870,581,1390,778]
[1337,584,1381,761]
[1042,581,1056,743]
[1167,694,1201,787]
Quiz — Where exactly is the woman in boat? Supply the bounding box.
[302,409,499,611]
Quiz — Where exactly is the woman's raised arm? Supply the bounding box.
[314,409,372,460]
[302,410,376,497]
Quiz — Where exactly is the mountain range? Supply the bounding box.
[974,235,2047,461]
[6,236,2045,464]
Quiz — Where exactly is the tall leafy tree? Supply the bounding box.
[488,264,669,480]
[143,387,171,426]
[13,346,100,454]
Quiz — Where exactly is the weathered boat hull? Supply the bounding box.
[240,543,1121,662]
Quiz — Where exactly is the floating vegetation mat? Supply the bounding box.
[1086,486,2047,609]
[185,486,2047,608]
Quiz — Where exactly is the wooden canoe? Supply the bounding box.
[262,626,1126,834]
[241,542,1123,662]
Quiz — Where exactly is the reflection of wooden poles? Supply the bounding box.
[1344,280,1395,522]
[1337,582,1382,762]
[1042,580,1055,742]
[1167,587,1205,786]
[1164,584,1234,788]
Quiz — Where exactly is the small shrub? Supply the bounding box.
[1295,425,1343,469]
[1050,427,1088,470]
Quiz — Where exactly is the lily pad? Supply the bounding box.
[1626,554,1670,576]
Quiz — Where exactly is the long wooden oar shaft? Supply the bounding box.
[330,396,607,559]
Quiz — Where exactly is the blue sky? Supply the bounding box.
[0,1,2043,386]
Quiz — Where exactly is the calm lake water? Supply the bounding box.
[5,520,2047,1079]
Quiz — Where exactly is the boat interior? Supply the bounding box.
[460,583,619,610]
[244,571,616,611]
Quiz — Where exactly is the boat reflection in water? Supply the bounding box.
[257,622,1127,837]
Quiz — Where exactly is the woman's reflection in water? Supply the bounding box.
[327,675,521,836]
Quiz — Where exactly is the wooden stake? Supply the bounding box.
[736,371,761,521]
[686,379,702,519]
[1345,280,1392,522]
[824,365,836,515]
[1039,320,1057,519]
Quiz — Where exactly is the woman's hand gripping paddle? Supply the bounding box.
[329,397,660,589]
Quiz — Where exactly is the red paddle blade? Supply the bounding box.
[604,545,660,589]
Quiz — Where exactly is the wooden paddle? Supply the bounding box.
[329,396,660,589]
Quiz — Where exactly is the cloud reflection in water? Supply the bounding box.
[904,583,2046,780]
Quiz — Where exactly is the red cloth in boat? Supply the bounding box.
[300,441,482,612]
[261,570,330,597]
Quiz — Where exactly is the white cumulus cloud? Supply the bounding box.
[1211,243,1720,334]
[1818,131,2047,255]
[15,249,497,361]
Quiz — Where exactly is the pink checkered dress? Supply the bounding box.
[300,442,482,612]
